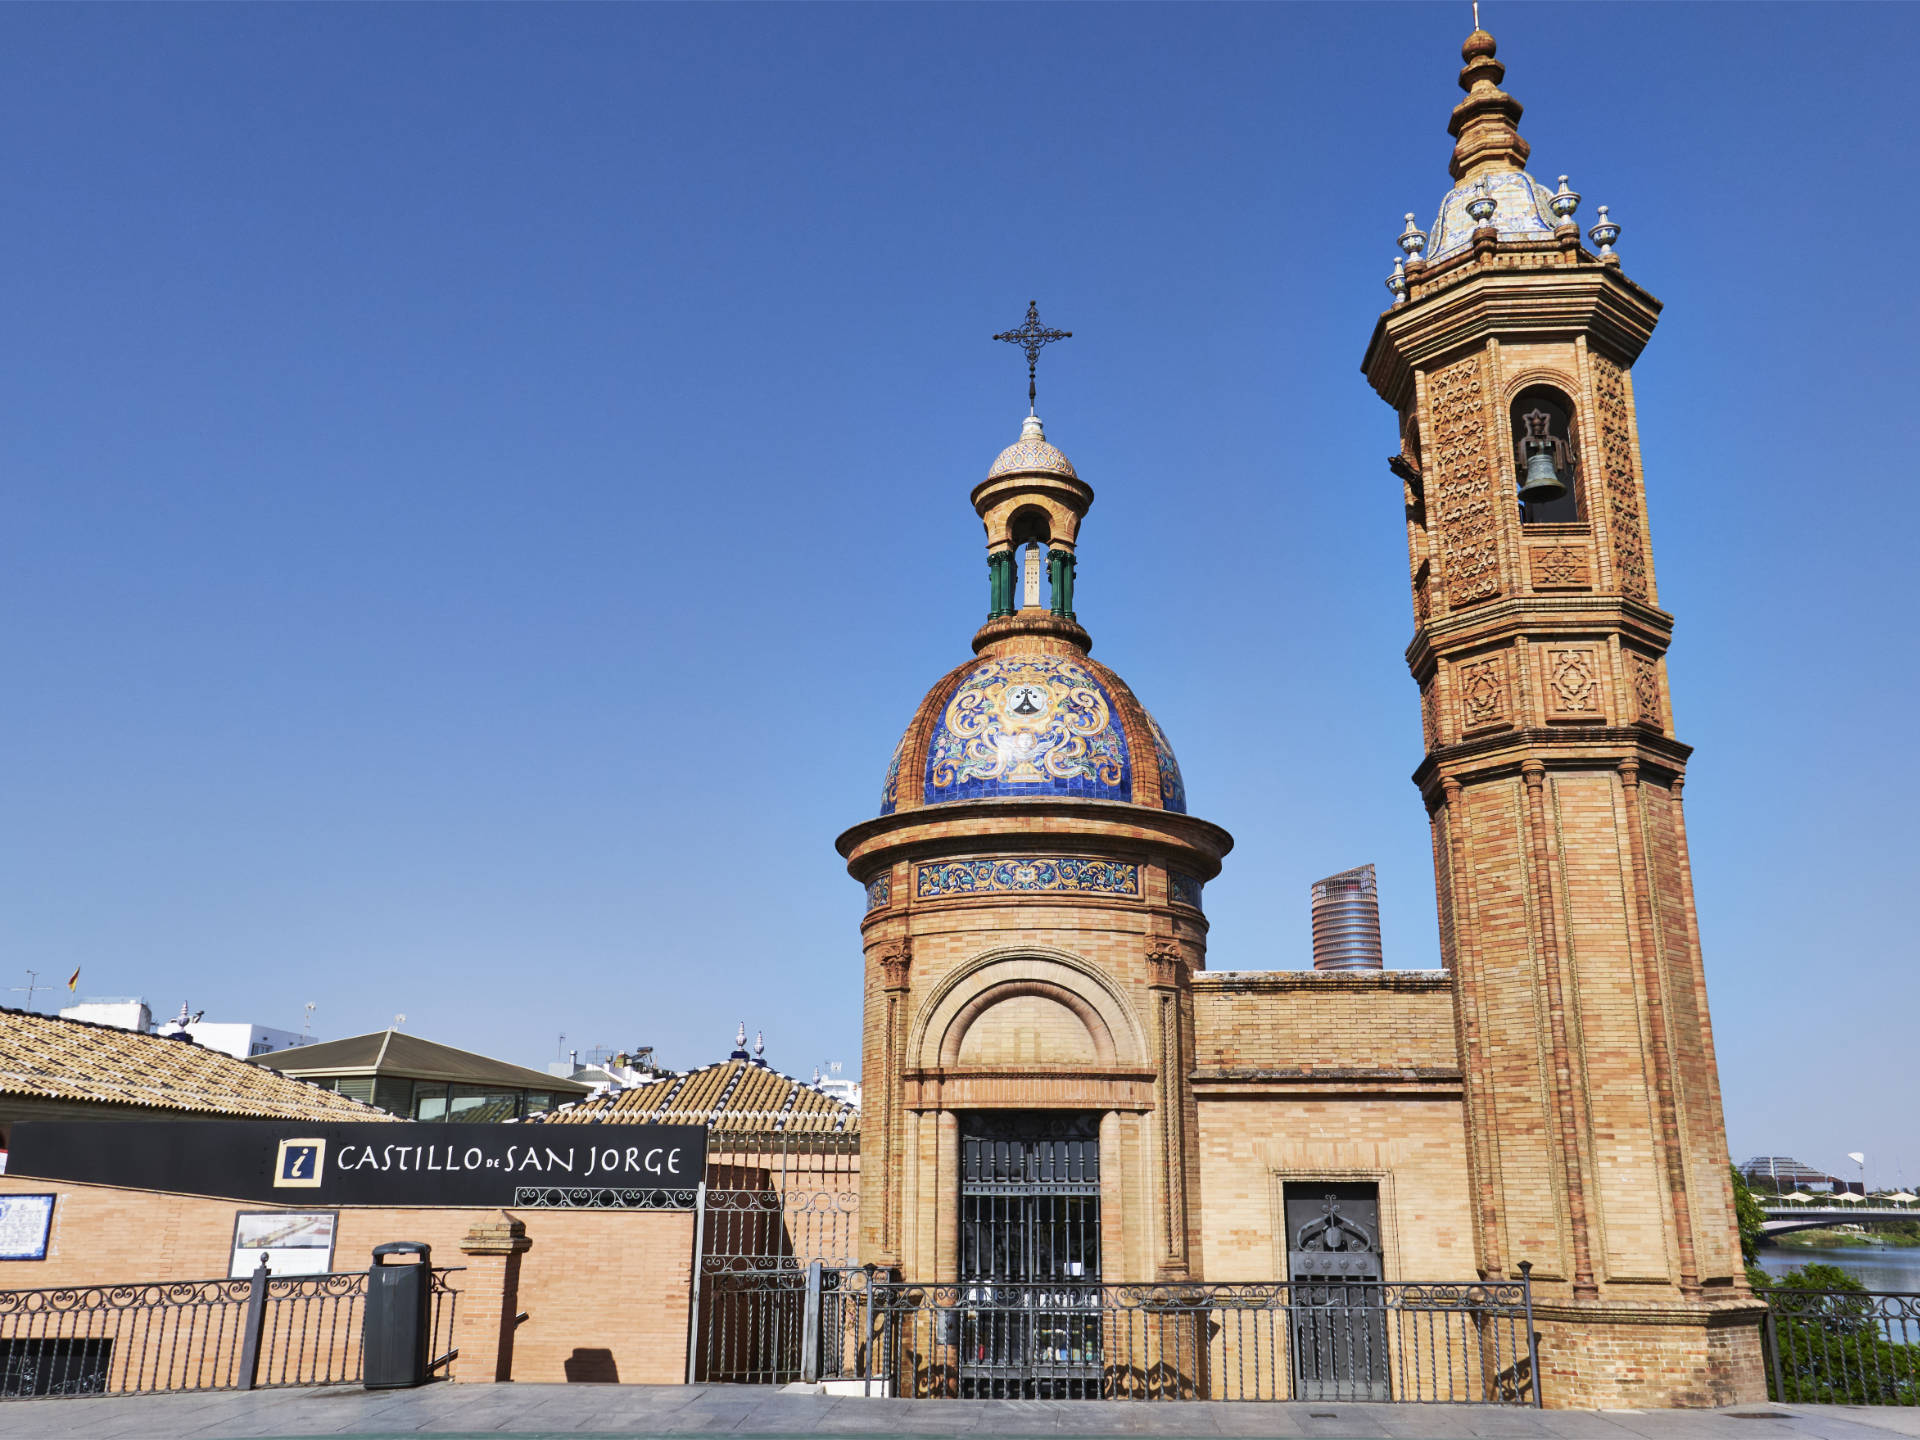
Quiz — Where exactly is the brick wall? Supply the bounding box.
[1191,971,1458,1073]
[1194,1096,1476,1282]
[0,1173,693,1384]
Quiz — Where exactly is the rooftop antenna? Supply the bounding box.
[558,1032,566,1060]
[992,300,1073,415]
[8,970,43,1013]
[392,1013,406,1031]
[302,1002,316,1039]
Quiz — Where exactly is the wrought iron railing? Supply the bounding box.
[797,1272,1536,1404]
[1763,1288,1920,1406]
[0,1266,460,1399]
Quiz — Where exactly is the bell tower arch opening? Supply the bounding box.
[1510,383,1581,523]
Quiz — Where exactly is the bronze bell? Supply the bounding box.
[1519,445,1567,504]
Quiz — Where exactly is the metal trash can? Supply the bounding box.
[363,1241,433,1389]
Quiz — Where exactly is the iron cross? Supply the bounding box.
[993,300,1072,413]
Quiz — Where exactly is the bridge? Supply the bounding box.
[1760,1204,1918,1236]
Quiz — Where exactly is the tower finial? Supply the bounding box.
[1448,15,1530,181]
[993,300,1072,415]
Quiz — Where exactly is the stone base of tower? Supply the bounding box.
[1531,1299,1767,1408]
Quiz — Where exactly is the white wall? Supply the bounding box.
[58,998,153,1032]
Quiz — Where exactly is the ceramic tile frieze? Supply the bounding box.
[915,857,1141,901]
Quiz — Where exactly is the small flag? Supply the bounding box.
[66,967,80,993]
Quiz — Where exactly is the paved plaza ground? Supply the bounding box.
[0,1385,1917,1440]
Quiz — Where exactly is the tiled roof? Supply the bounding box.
[534,1057,859,1134]
[0,1007,391,1122]
[263,1029,591,1095]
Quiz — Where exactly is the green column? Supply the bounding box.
[1049,548,1077,618]
[988,549,1015,618]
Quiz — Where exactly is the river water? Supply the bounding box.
[1757,1244,1920,1292]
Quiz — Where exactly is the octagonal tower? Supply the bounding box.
[1361,24,1764,1407]
[838,411,1232,1284]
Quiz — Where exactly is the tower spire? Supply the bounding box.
[1448,21,1530,181]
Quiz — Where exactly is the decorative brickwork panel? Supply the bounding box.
[864,874,891,913]
[1629,653,1662,729]
[1545,646,1603,721]
[1591,358,1649,602]
[915,857,1140,900]
[1528,543,1591,590]
[1421,684,1439,751]
[1427,355,1504,608]
[1412,560,1432,626]
[1457,653,1510,734]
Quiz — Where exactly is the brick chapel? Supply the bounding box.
[838,22,1765,1409]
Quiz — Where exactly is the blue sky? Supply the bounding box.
[2,3,1914,1184]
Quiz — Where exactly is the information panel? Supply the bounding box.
[0,1194,56,1261]
[230,1210,338,1277]
[8,1121,707,1207]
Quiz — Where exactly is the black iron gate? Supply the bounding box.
[956,1111,1102,1397]
[1286,1184,1390,1401]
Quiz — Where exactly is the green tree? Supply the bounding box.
[1764,1263,1919,1405]
[1730,1164,1769,1288]
[1774,1264,1872,1333]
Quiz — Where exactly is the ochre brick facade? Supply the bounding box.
[839,22,1764,1411]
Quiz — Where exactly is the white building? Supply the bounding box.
[166,1020,313,1061]
[57,998,316,1061]
[813,1061,860,1110]
[58,998,153,1032]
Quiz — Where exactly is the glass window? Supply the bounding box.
[448,1085,520,1123]
[411,1082,448,1121]
[337,1075,376,1107]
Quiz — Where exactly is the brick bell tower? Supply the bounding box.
[837,325,1231,1285]
[1361,26,1765,1407]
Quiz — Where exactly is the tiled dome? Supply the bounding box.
[880,644,1185,816]
[987,414,1077,480]
[1426,169,1560,262]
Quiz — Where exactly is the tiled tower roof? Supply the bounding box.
[534,1056,858,1135]
[987,415,1078,480]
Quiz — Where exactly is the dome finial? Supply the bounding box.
[993,300,1073,415]
[1448,11,1529,182]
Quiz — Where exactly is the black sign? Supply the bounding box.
[7,1121,708,1208]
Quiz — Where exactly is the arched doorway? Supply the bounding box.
[956,1110,1102,1398]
